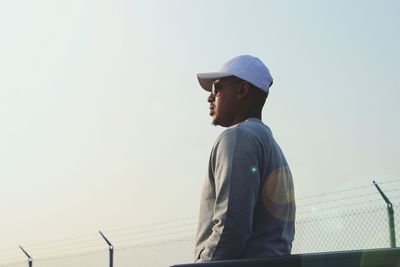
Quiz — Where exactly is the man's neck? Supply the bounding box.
[231,113,262,126]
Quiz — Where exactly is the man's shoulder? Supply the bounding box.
[216,119,267,143]
[237,118,267,130]
[235,118,271,138]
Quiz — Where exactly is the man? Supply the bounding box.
[194,55,296,262]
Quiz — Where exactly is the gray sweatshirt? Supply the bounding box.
[195,118,295,262]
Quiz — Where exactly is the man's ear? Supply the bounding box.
[237,81,250,99]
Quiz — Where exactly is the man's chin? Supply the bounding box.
[211,116,220,126]
[211,116,231,127]
[212,118,225,127]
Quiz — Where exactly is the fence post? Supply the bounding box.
[99,231,114,267]
[19,246,32,267]
[373,180,396,248]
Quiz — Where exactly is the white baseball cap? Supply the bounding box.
[196,55,273,93]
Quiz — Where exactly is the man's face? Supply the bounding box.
[208,77,241,127]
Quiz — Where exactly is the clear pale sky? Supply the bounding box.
[0,0,399,254]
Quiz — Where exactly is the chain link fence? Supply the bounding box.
[1,181,399,267]
[293,205,394,253]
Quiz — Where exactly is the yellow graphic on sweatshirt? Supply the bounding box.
[262,166,296,222]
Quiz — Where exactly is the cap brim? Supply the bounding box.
[196,72,232,92]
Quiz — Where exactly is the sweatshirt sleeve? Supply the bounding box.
[198,128,262,261]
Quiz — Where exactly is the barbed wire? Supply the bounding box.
[297,198,383,214]
[0,246,22,253]
[381,188,400,193]
[5,235,196,264]
[19,233,101,251]
[17,239,103,255]
[0,229,196,262]
[105,223,197,237]
[377,178,400,185]
[297,192,378,208]
[0,256,25,265]
[297,184,372,200]
[110,229,196,245]
[296,205,384,223]
[0,220,198,256]
[0,245,107,264]
[0,251,22,256]
[0,258,26,267]
[117,237,195,252]
[0,221,193,259]
[32,246,107,263]
[297,190,400,209]
[297,178,400,201]
[103,216,197,233]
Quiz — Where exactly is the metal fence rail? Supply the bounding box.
[170,248,400,267]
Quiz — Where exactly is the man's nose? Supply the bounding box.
[208,92,215,103]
